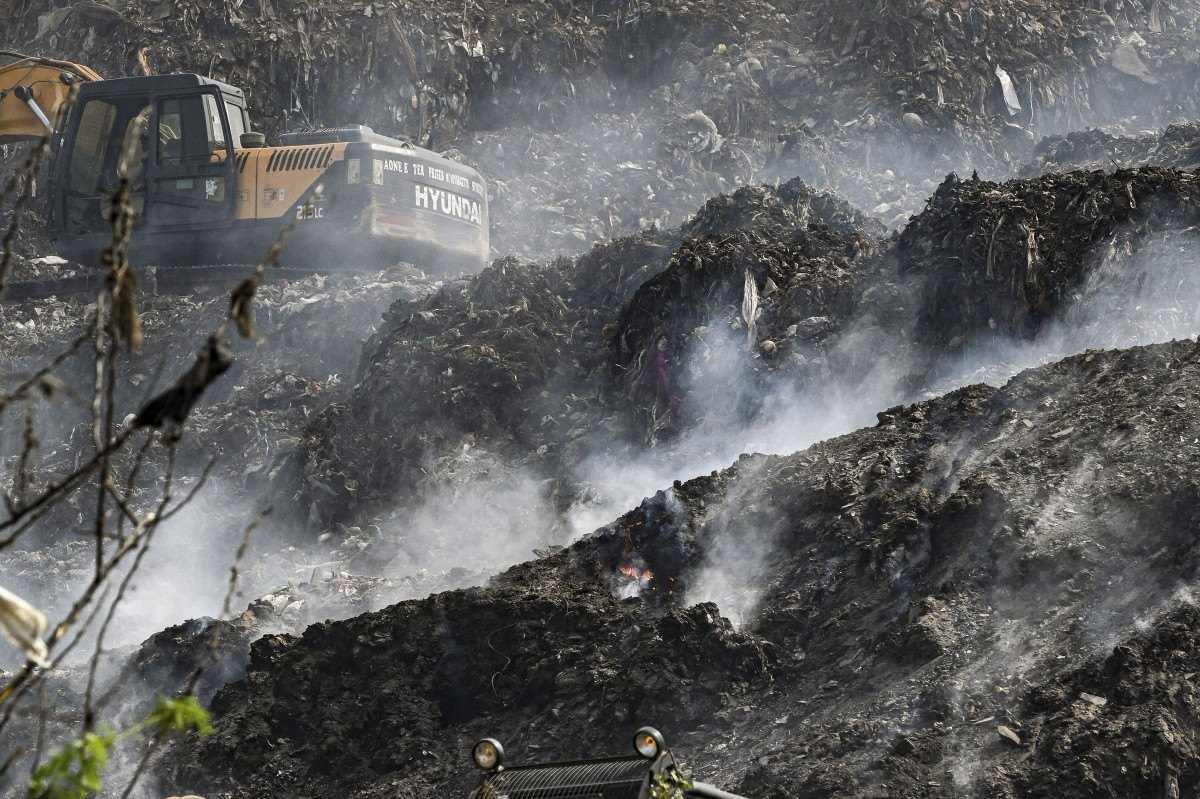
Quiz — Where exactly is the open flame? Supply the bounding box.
[618,562,654,583]
[615,558,653,599]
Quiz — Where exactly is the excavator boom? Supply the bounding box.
[0,51,100,143]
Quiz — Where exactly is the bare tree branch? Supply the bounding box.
[0,136,50,297]
[83,452,179,732]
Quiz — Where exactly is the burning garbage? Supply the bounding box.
[8,1,1200,798]
[615,556,654,599]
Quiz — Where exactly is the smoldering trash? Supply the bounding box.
[5,1,1200,798]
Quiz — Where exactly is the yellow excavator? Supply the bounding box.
[1,51,489,272]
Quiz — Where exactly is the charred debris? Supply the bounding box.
[7,132,1200,799]
[22,163,1191,797]
[166,338,1200,798]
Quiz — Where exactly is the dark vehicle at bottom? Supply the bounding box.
[468,727,747,799]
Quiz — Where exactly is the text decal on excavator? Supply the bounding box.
[414,184,483,226]
[381,158,484,195]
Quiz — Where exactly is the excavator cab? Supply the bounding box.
[50,74,243,261]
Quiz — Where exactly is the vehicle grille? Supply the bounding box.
[475,756,648,798]
[265,145,334,172]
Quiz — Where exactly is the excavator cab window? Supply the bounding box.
[223,100,246,144]
[145,88,236,229]
[57,82,238,252]
[157,96,215,165]
[66,99,116,197]
[63,95,151,233]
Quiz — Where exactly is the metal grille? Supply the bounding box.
[480,756,648,798]
[265,145,334,172]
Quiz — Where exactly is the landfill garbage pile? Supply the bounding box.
[0,560,487,778]
[297,237,669,531]
[158,338,1200,798]
[6,0,606,145]
[3,0,801,162]
[8,0,1200,795]
[10,0,1200,260]
[1021,121,1200,175]
[298,178,890,533]
[810,0,1200,131]
[612,179,885,444]
[302,162,1200,535]
[465,110,754,259]
[758,0,1200,225]
[449,0,1200,247]
[894,166,1200,351]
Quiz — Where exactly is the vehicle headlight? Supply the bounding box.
[473,738,504,771]
[633,727,664,760]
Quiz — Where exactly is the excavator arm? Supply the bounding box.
[0,51,101,143]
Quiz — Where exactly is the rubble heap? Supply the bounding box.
[1022,122,1200,175]
[612,179,884,444]
[895,166,1200,349]
[165,338,1200,798]
[298,179,888,527]
[10,0,1200,258]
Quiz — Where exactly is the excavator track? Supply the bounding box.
[1,264,374,303]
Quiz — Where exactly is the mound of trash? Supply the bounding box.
[300,162,1200,534]
[811,0,1200,127]
[297,240,660,528]
[612,179,884,444]
[297,178,890,528]
[896,166,1200,349]
[1022,122,1200,175]
[12,0,1200,260]
[163,338,1200,798]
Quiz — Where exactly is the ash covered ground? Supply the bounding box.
[4,1,1200,797]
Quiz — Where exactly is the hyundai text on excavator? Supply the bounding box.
[0,51,489,272]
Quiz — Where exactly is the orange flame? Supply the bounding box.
[618,562,654,583]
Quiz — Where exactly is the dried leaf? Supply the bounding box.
[134,336,233,428]
[0,585,50,667]
[229,276,260,339]
[37,374,65,398]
